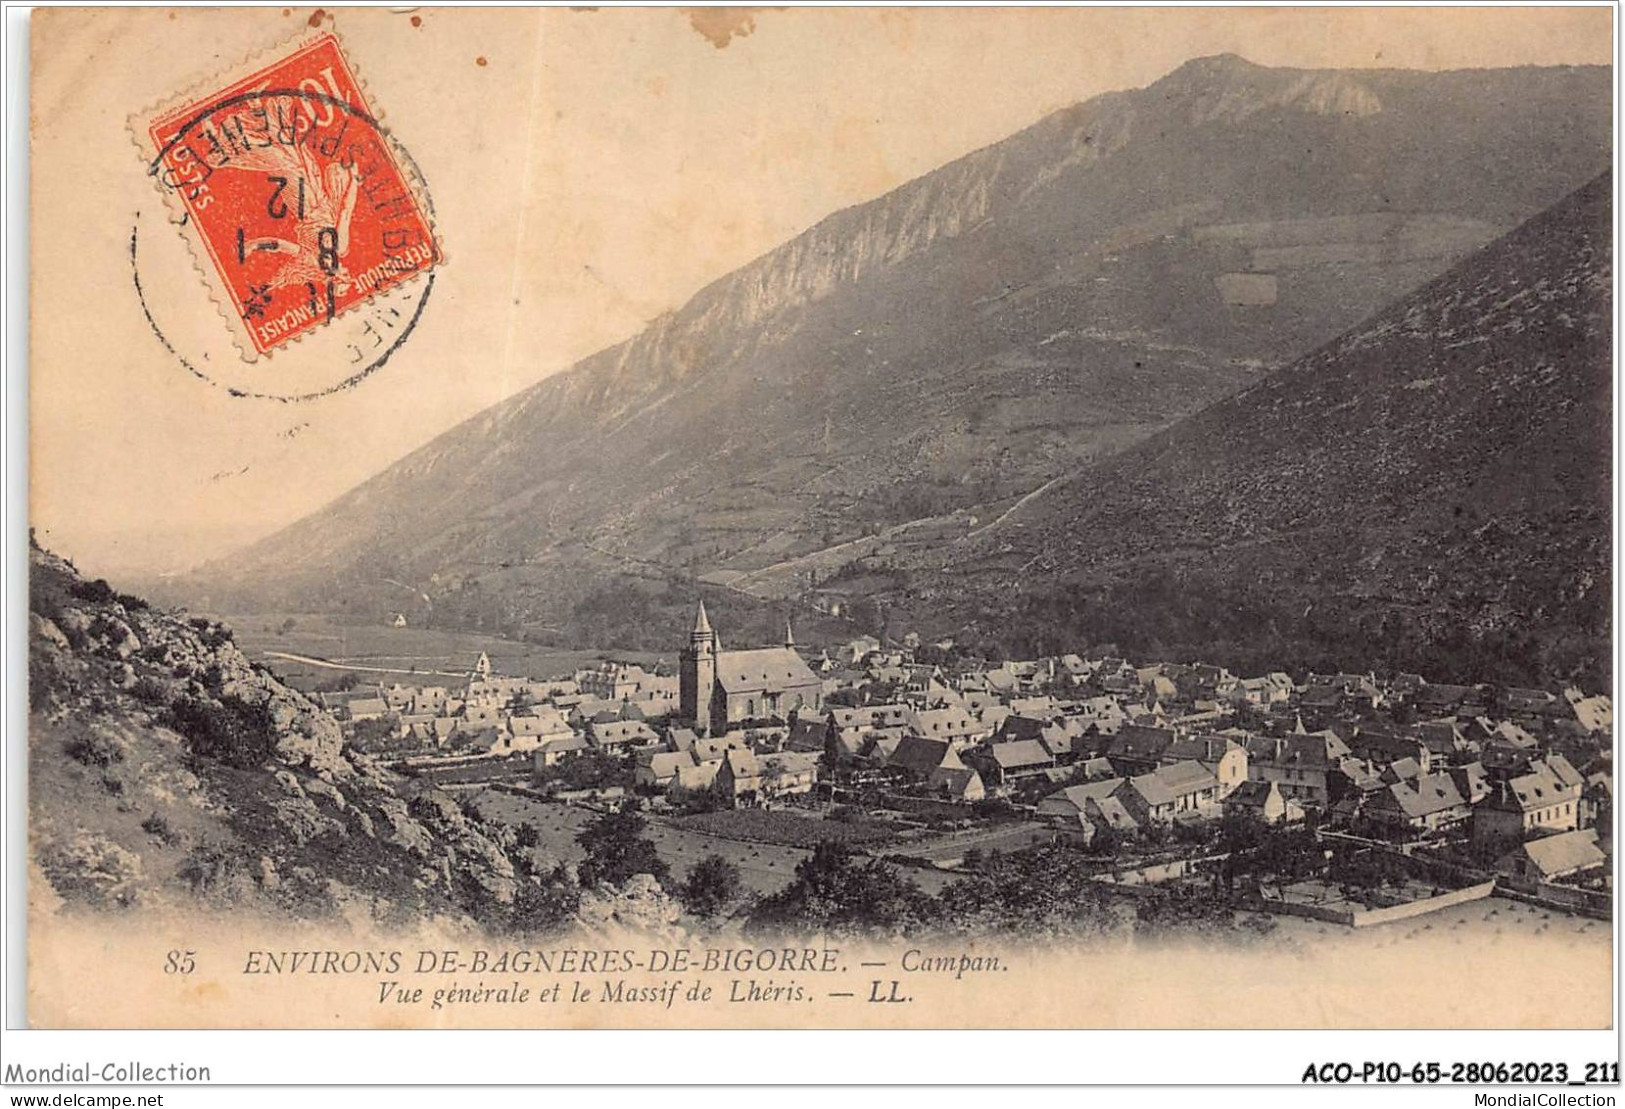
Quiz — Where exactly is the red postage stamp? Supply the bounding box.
[138,32,440,359]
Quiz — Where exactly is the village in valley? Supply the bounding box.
[296,600,1614,931]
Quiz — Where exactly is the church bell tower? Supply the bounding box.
[681,601,719,736]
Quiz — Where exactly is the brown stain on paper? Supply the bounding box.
[683,7,773,49]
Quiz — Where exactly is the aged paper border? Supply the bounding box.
[4,0,1622,1083]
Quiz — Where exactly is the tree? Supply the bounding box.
[847,598,886,637]
[575,806,670,889]
[1232,700,1269,732]
[679,854,743,919]
[1223,825,1325,889]
[933,844,1116,938]
[971,797,1016,820]
[747,841,933,936]
[1134,885,1237,936]
[509,873,581,936]
[820,728,846,778]
[349,714,403,752]
[533,748,633,793]
[1330,847,1408,896]
[1089,822,1123,857]
[1219,808,1270,853]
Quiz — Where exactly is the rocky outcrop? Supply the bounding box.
[26,542,554,932]
[30,544,347,777]
[576,873,686,939]
[38,832,146,908]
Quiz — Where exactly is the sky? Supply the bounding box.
[27,5,1614,581]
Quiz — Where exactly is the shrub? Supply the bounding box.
[748,841,934,936]
[178,844,248,895]
[131,676,172,705]
[575,806,669,889]
[1134,885,1238,936]
[971,797,1017,820]
[931,844,1118,938]
[164,695,278,768]
[70,578,116,605]
[349,715,404,753]
[671,787,723,815]
[508,876,581,936]
[187,618,234,650]
[676,808,891,848]
[42,833,144,906]
[679,855,743,919]
[29,652,75,713]
[59,620,90,653]
[65,729,124,768]
[533,749,633,793]
[141,813,177,844]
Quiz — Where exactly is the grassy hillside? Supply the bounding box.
[907,174,1612,688]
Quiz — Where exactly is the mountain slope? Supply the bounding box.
[183,56,1610,643]
[27,542,567,930]
[915,172,1613,686]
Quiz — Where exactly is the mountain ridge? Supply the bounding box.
[169,56,1611,653]
[903,171,1613,687]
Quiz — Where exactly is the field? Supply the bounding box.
[874,821,1053,864]
[671,808,896,849]
[467,790,958,896]
[405,758,533,787]
[222,612,661,689]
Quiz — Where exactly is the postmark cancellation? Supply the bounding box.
[133,31,441,361]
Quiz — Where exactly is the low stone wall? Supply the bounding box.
[554,785,627,804]
[1495,881,1611,920]
[489,782,554,802]
[872,792,981,820]
[397,752,504,769]
[1266,897,1358,927]
[1263,880,1495,927]
[1347,881,1495,927]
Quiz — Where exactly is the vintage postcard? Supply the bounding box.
[21,5,1615,1038]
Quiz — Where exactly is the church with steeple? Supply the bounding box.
[679,601,822,736]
